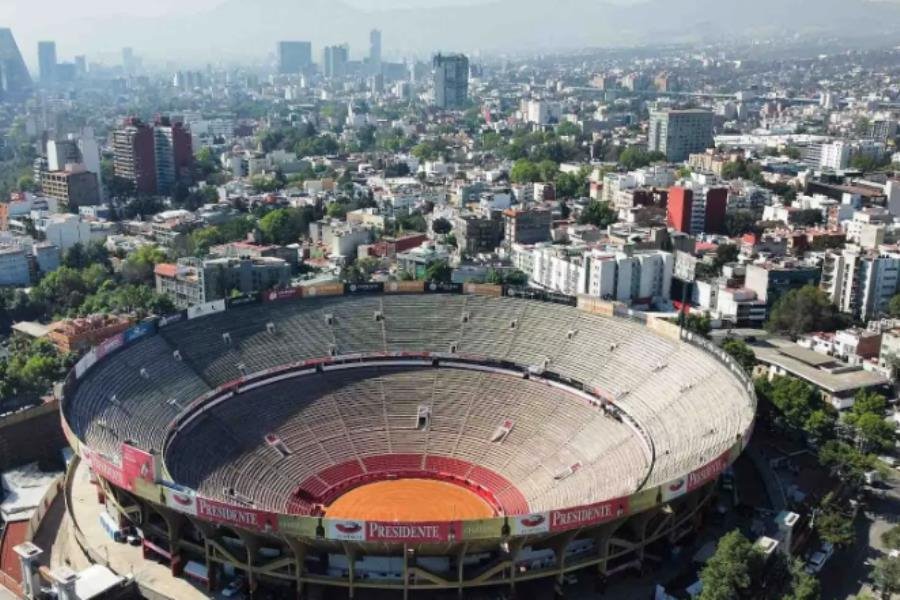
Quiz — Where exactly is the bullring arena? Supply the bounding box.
[56,282,756,598]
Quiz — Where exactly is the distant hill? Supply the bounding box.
[55,0,900,63]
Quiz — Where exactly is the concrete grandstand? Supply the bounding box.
[58,282,756,597]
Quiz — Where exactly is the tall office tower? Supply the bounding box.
[648,108,714,162]
[0,28,32,98]
[369,29,382,65]
[277,41,312,74]
[122,47,136,74]
[113,118,157,195]
[153,116,194,195]
[37,41,57,83]
[322,45,349,79]
[432,53,469,109]
[74,55,87,76]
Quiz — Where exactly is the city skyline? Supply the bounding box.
[3,0,900,69]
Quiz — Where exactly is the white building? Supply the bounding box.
[821,246,900,322]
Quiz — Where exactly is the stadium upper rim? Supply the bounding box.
[59,283,756,543]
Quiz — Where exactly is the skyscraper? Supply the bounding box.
[153,116,194,195]
[38,41,57,83]
[277,41,312,74]
[432,53,469,110]
[369,29,382,65]
[113,118,157,196]
[0,28,32,98]
[322,45,349,79]
[648,109,714,162]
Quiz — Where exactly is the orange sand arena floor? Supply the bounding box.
[325,479,495,521]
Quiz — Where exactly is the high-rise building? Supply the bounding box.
[37,41,57,83]
[153,116,194,195]
[122,47,138,74]
[369,29,382,65]
[113,118,157,196]
[277,41,312,74]
[648,109,714,162]
[41,168,101,208]
[667,185,727,235]
[74,55,87,76]
[667,187,693,233]
[322,45,349,79]
[0,28,32,98]
[432,53,469,109]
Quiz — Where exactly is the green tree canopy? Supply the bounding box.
[766,285,843,338]
[424,260,452,283]
[578,201,617,228]
[258,207,314,245]
[699,530,761,600]
[722,338,756,373]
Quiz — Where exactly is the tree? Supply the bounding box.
[121,245,167,284]
[618,146,666,170]
[578,201,617,228]
[699,530,761,600]
[766,285,843,338]
[872,557,900,599]
[258,207,314,245]
[853,413,896,453]
[326,202,348,220]
[432,217,453,236]
[888,293,900,318]
[815,493,854,547]
[722,339,756,372]
[684,313,712,337]
[819,440,873,486]
[509,159,541,184]
[880,525,900,550]
[726,210,760,237]
[713,244,740,271]
[424,260,452,283]
[794,209,824,227]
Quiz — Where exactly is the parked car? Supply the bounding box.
[805,542,834,574]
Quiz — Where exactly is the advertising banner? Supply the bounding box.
[263,288,302,303]
[463,283,503,297]
[196,497,279,532]
[344,282,384,295]
[627,487,660,515]
[95,333,125,361]
[384,281,425,294]
[187,299,226,320]
[121,443,155,492]
[366,520,462,543]
[89,452,127,489]
[325,519,366,542]
[686,450,731,493]
[424,281,463,294]
[226,293,261,308]
[510,512,550,536]
[301,283,345,298]
[278,516,319,538]
[549,497,628,532]
[74,348,97,379]
[660,476,688,502]
[161,483,198,516]
[461,518,505,540]
[158,310,188,329]
[124,321,156,344]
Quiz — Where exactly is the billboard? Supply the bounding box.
[686,450,731,493]
[196,498,279,532]
[161,484,198,516]
[88,451,127,489]
[94,333,124,361]
[463,283,503,297]
[121,443,155,492]
[424,282,463,294]
[124,321,156,344]
[263,288,302,303]
[158,310,188,329]
[301,283,345,298]
[278,516,319,538]
[344,282,384,295]
[226,293,261,308]
[384,281,425,294]
[549,497,628,532]
[510,512,550,536]
[187,299,226,320]
[461,518,505,540]
[74,348,98,379]
[366,520,462,543]
[325,519,366,541]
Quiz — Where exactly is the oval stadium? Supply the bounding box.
[59,283,756,598]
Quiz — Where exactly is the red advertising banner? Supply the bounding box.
[366,520,462,543]
[549,496,629,532]
[196,498,279,532]
[121,443,155,492]
[687,450,730,493]
[89,451,127,489]
[95,333,125,361]
[263,288,302,303]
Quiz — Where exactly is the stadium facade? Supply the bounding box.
[60,283,756,597]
